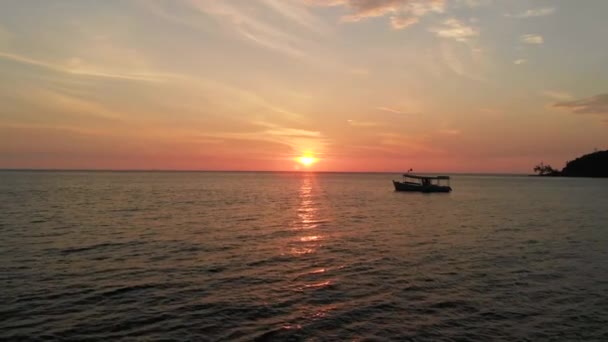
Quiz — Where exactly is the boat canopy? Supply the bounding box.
[402,174,450,180]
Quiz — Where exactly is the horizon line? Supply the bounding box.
[0,168,529,175]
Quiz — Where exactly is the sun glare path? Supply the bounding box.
[297,156,317,167]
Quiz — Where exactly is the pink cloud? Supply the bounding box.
[306,0,445,29]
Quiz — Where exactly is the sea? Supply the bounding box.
[1,171,607,341]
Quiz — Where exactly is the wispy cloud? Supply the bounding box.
[430,18,479,42]
[0,51,171,82]
[455,0,493,8]
[188,1,307,58]
[553,93,608,117]
[168,75,310,123]
[436,40,488,81]
[513,59,527,65]
[521,34,544,45]
[31,88,123,121]
[347,119,382,127]
[307,0,445,30]
[144,0,331,60]
[437,121,461,135]
[542,90,574,101]
[260,0,331,34]
[256,121,322,138]
[376,106,407,115]
[201,120,327,157]
[506,7,556,18]
[390,15,419,29]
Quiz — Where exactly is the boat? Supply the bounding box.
[393,173,452,193]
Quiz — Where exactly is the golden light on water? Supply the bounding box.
[300,235,321,242]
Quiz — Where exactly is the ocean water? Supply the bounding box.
[1,171,608,341]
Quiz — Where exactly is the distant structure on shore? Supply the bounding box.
[534,150,608,178]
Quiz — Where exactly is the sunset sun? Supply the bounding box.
[297,156,317,167]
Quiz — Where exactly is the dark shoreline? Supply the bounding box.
[533,150,608,178]
[528,174,608,178]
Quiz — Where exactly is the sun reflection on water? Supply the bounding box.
[296,175,320,230]
[299,235,321,242]
[285,173,337,313]
[303,280,332,288]
[289,174,325,257]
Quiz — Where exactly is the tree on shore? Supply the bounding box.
[533,162,558,176]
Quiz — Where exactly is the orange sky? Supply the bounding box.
[1,0,607,172]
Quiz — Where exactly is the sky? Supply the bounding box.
[1,0,607,172]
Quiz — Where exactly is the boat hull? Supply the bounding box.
[393,181,452,193]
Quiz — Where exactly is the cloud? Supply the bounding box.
[513,59,526,65]
[429,18,479,42]
[0,51,172,82]
[187,1,307,58]
[553,93,608,116]
[201,120,327,158]
[434,40,489,82]
[307,0,445,30]
[31,88,123,121]
[144,0,330,60]
[144,0,366,71]
[260,0,331,34]
[376,106,407,115]
[521,34,543,44]
[390,14,419,29]
[506,7,556,18]
[263,126,322,138]
[347,119,382,127]
[455,0,492,8]
[542,90,574,101]
[173,76,312,122]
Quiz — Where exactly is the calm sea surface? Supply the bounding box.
[1,171,608,341]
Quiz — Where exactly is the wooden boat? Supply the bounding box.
[393,173,452,193]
